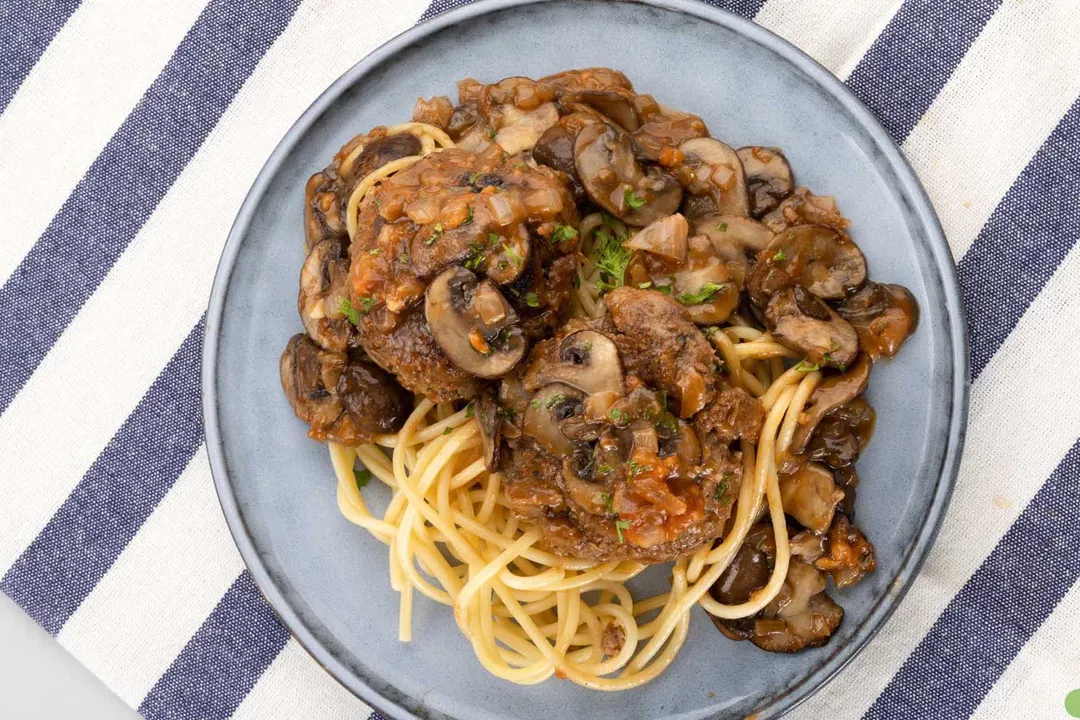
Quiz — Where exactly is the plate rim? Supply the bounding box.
[202,1,971,717]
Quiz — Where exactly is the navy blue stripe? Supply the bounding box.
[0,0,301,418]
[845,0,1001,143]
[959,96,1080,379]
[864,438,1080,719]
[138,571,290,720]
[0,0,81,114]
[0,319,205,634]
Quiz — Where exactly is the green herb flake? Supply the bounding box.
[609,408,630,425]
[487,126,497,140]
[655,283,673,296]
[464,242,485,270]
[795,359,820,373]
[443,427,453,436]
[464,401,475,419]
[545,393,566,409]
[677,282,727,306]
[614,519,631,543]
[338,298,360,325]
[550,224,579,246]
[503,243,524,267]
[601,492,614,515]
[638,281,653,289]
[596,464,614,477]
[368,247,381,256]
[714,473,730,504]
[356,296,377,313]
[627,460,653,477]
[354,468,373,490]
[529,399,541,410]
[717,222,728,232]
[468,171,483,185]
[773,249,787,262]
[488,232,500,246]
[523,292,540,307]
[591,228,633,294]
[623,188,646,209]
[462,205,474,225]
[424,222,443,246]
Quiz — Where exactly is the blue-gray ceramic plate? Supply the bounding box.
[202,1,969,718]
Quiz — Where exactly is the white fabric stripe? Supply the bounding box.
[0,0,430,573]
[755,0,903,79]
[789,242,1080,719]
[231,640,371,720]
[56,450,243,708]
[901,0,1080,260]
[0,0,208,282]
[973,579,1080,719]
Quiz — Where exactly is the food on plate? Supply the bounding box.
[279,68,918,689]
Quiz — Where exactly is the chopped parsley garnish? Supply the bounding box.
[550,224,579,245]
[398,252,411,266]
[368,247,381,256]
[464,242,485,270]
[488,232,500,245]
[487,126,497,140]
[627,460,653,477]
[496,406,517,421]
[356,296,377,313]
[794,359,820,373]
[464,401,475,419]
[424,222,443,245]
[338,298,360,325]
[638,281,653,289]
[591,228,633,293]
[773,249,787,262]
[462,205,474,225]
[468,171,483,185]
[601,492,614,515]
[677,282,727,306]
[529,399,541,410]
[714,473,730,504]
[609,408,630,425]
[523,292,540,307]
[596,464,614,477]
[823,352,847,371]
[657,413,678,433]
[583,340,593,352]
[615,519,631,543]
[623,188,646,209]
[443,427,453,436]
[703,326,721,337]
[717,222,728,232]
[545,393,566,409]
[654,283,673,295]
[503,243,523,267]
[354,468,372,490]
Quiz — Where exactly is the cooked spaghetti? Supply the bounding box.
[280,68,919,690]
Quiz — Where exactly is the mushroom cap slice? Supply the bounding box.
[677,137,750,217]
[474,390,502,471]
[424,266,526,379]
[764,286,859,370]
[778,461,844,534]
[574,122,682,227]
[695,214,775,254]
[524,329,626,397]
[299,237,353,352]
[280,333,344,431]
[790,354,873,453]
[348,134,422,182]
[522,383,586,456]
[836,282,919,358]
[570,90,640,131]
[749,225,867,306]
[736,146,794,218]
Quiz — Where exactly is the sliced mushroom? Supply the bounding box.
[425,266,526,378]
[299,237,353,352]
[492,102,559,155]
[711,543,770,605]
[695,214,775,254]
[764,286,859,370]
[677,138,750,217]
[815,514,876,588]
[748,225,867,306]
[524,329,625,397]
[348,134,422,183]
[475,390,501,471]
[570,90,639,131]
[761,186,850,234]
[303,170,345,252]
[280,334,410,444]
[533,124,579,177]
[522,383,585,456]
[736,146,794,218]
[670,235,740,325]
[790,354,872,453]
[836,282,919,358]
[658,418,702,468]
[632,115,709,163]
[574,122,682,226]
[446,102,481,141]
[806,397,875,468]
[561,445,613,515]
[778,462,844,534]
[752,559,843,653]
[623,213,689,263]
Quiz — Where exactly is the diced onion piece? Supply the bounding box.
[624,213,689,262]
[475,282,508,325]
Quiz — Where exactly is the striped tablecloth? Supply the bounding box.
[1,0,1077,718]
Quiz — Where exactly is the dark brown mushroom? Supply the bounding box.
[763,286,859,370]
[280,334,410,444]
[748,225,867,306]
[475,390,501,471]
[348,133,422,183]
[523,330,625,397]
[806,396,876,468]
[424,266,526,378]
[736,146,794,218]
[836,282,920,358]
[574,122,682,227]
[533,125,579,177]
[761,186,850,234]
[299,237,353,352]
[711,543,770,605]
[676,137,750,217]
[303,170,345,252]
[521,383,586,455]
[570,90,640,131]
[750,559,844,653]
[790,354,872,454]
[778,462,844,534]
[446,102,481,141]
